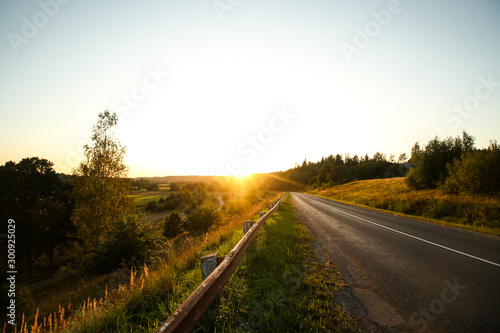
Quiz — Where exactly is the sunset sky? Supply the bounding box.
[1,0,499,177]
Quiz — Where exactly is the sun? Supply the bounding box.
[229,173,256,188]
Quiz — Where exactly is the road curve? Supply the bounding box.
[291,193,500,333]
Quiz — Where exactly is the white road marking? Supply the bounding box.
[297,194,500,268]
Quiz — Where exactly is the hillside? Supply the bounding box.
[309,178,500,236]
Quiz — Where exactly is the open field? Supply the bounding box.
[309,178,500,236]
[129,191,175,206]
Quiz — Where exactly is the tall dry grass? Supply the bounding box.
[6,195,281,333]
[310,178,500,235]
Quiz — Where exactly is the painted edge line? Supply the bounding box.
[299,194,500,268]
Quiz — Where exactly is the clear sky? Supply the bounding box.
[1,0,499,177]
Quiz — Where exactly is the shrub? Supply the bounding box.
[88,215,165,273]
[224,198,247,216]
[186,203,220,233]
[164,211,184,238]
[244,188,260,205]
[444,144,500,195]
[164,193,183,210]
[146,200,158,212]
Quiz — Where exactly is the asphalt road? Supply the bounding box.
[291,193,500,333]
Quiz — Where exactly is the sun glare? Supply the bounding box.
[228,173,256,188]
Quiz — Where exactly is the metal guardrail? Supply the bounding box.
[156,194,286,333]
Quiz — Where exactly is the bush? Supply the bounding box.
[224,198,247,216]
[164,193,183,210]
[145,200,158,212]
[186,203,220,233]
[244,189,260,205]
[444,145,500,195]
[164,211,184,238]
[88,215,165,273]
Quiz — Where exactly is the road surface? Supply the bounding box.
[217,195,224,211]
[291,193,500,332]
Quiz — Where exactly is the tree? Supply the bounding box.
[444,140,500,195]
[90,214,163,273]
[164,192,183,210]
[0,158,74,272]
[145,200,158,212]
[406,131,475,190]
[208,181,222,192]
[244,188,260,204]
[164,211,184,238]
[169,182,179,191]
[317,160,332,185]
[186,203,220,233]
[334,154,344,166]
[373,152,386,162]
[398,153,407,163]
[132,178,159,191]
[72,111,136,268]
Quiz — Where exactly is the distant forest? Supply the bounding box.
[255,152,409,191]
[131,131,499,196]
[254,131,499,196]
[130,152,409,193]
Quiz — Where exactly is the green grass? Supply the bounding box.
[17,194,357,332]
[68,229,245,333]
[16,196,280,332]
[128,191,174,206]
[196,194,359,332]
[309,178,500,236]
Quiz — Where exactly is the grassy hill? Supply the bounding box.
[309,178,500,236]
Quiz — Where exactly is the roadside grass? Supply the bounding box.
[309,178,500,236]
[18,269,114,329]
[197,194,359,332]
[12,195,281,333]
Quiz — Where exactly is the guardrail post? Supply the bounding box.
[243,220,255,234]
[200,253,226,301]
[201,253,219,281]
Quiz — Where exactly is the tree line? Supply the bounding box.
[406,131,499,195]
[253,152,409,191]
[0,158,74,272]
[248,131,499,196]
